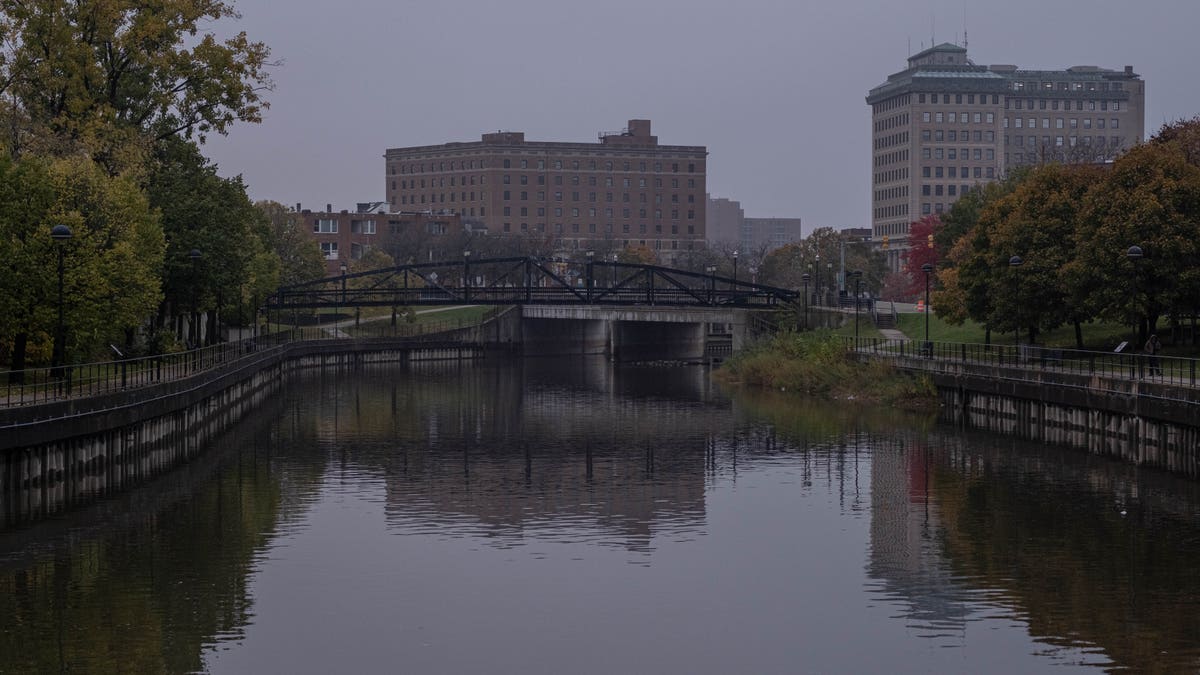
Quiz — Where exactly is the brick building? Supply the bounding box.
[299,202,462,276]
[867,43,1145,268]
[384,119,708,263]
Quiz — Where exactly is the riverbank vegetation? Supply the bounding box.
[717,332,936,408]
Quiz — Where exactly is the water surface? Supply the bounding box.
[3,357,1200,673]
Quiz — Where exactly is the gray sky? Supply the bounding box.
[204,0,1200,232]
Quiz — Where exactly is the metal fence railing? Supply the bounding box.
[845,336,1200,390]
[0,313,494,409]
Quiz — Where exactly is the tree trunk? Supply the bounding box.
[8,332,27,385]
[1074,320,1084,350]
[984,327,991,346]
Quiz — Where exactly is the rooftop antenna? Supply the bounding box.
[963,2,968,50]
[931,12,935,46]
[908,36,911,56]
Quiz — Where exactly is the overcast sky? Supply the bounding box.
[203,0,1200,233]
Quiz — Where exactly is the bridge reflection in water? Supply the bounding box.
[2,360,1200,672]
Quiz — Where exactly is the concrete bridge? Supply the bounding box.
[490,304,756,361]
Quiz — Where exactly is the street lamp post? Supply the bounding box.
[814,253,820,305]
[1127,245,1143,343]
[463,250,471,302]
[706,265,717,304]
[189,249,202,349]
[921,263,934,357]
[732,250,739,289]
[585,250,594,302]
[851,270,863,341]
[50,225,73,378]
[801,272,810,330]
[1008,255,1023,355]
[338,262,347,334]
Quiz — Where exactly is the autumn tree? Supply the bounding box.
[0,0,272,172]
[1074,141,1200,343]
[899,215,940,299]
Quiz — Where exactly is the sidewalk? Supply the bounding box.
[319,304,480,338]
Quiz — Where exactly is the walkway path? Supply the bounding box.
[319,305,480,338]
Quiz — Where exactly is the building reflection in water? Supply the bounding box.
[5,357,1200,672]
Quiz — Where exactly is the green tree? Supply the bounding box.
[990,163,1106,346]
[0,154,163,375]
[255,200,324,287]
[146,137,268,346]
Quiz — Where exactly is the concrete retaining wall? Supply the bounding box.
[0,338,490,510]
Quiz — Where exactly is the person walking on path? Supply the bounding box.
[1145,334,1163,376]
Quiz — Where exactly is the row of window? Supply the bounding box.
[922,111,996,124]
[922,166,995,179]
[503,205,696,220]
[499,221,697,244]
[1008,135,1120,148]
[874,185,909,201]
[922,129,996,143]
[873,94,911,114]
[392,158,702,174]
[918,93,1002,106]
[922,184,974,197]
[1008,98,1121,112]
[874,113,909,133]
[874,203,910,220]
[1011,81,1124,93]
[499,175,697,189]
[873,149,909,167]
[313,219,378,235]
[397,192,482,205]
[1006,117,1119,130]
[874,131,910,150]
[500,191,695,204]
[921,147,996,161]
[873,167,909,185]
[394,175,699,192]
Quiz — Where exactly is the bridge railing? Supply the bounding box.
[0,316,489,409]
[845,336,1200,389]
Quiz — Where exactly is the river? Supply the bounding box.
[2,357,1199,673]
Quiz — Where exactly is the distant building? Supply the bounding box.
[706,195,803,254]
[743,217,804,251]
[867,43,1145,269]
[384,119,708,263]
[705,195,744,245]
[298,202,462,276]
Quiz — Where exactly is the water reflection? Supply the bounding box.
[1,358,1199,673]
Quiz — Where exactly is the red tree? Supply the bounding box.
[900,215,940,299]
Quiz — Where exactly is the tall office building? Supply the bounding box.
[384,120,707,262]
[867,43,1145,269]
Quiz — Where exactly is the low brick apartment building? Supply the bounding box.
[298,202,462,276]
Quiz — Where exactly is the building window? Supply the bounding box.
[320,241,338,259]
[314,218,337,233]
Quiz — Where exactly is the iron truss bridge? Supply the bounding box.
[266,256,799,310]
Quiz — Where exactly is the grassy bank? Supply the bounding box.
[718,331,936,408]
